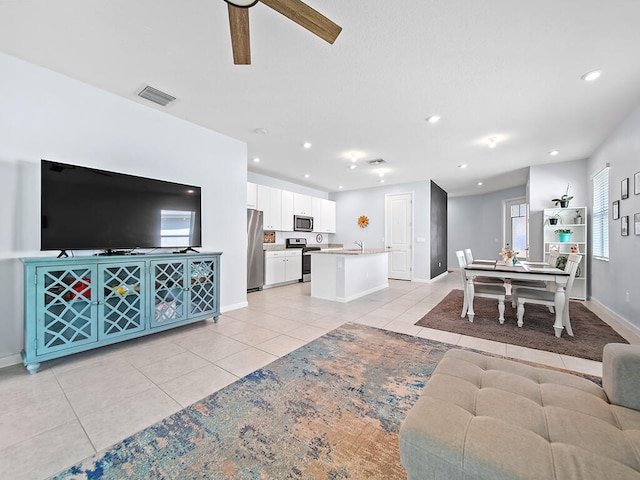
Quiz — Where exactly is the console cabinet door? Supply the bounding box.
[35,264,98,356]
[98,262,146,339]
[150,260,188,328]
[188,257,218,317]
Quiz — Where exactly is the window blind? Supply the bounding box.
[592,167,609,259]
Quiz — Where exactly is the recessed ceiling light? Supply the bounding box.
[304,173,310,178]
[349,164,357,170]
[477,182,483,186]
[253,128,268,134]
[581,70,602,82]
[378,173,385,178]
[487,137,498,149]
[379,179,385,183]
[303,142,312,149]
[426,115,441,124]
[548,150,559,156]
[338,185,343,189]
[253,157,260,163]
[458,164,467,169]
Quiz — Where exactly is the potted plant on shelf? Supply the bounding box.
[545,212,562,226]
[552,184,574,208]
[574,209,583,224]
[555,228,573,242]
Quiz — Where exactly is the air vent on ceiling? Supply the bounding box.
[137,85,176,106]
[367,158,386,166]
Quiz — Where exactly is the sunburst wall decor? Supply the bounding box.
[358,215,369,228]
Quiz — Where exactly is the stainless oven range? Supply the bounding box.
[285,238,321,282]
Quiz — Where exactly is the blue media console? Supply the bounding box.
[22,252,221,374]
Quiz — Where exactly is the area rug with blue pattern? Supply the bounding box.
[51,323,598,479]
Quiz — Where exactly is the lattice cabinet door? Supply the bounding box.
[188,257,218,317]
[35,265,98,355]
[150,259,188,328]
[98,262,146,339]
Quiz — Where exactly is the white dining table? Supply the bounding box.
[464,260,571,337]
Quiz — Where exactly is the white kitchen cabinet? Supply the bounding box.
[293,193,312,216]
[257,185,282,230]
[281,190,294,231]
[311,199,336,233]
[247,182,257,209]
[264,250,302,286]
[321,199,336,233]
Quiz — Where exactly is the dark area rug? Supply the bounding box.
[415,289,627,361]
[52,324,454,480]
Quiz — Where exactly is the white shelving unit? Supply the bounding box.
[543,206,587,300]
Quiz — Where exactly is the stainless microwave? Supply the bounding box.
[294,215,314,232]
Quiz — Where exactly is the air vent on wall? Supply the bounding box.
[367,158,386,166]
[137,85,176,106]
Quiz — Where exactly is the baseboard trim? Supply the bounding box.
[412,271,449,283]
[0,353,22,369]
[221,301,249,313]
[589,297,640,338]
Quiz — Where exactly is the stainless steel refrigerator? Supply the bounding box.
[247,209,264,292]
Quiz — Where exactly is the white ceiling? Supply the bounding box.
[2,1,640,196]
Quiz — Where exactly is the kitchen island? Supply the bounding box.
[310,249,390,302]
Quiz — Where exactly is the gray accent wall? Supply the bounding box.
[0,52,248,364]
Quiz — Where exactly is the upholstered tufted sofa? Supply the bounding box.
[399,344,640,480]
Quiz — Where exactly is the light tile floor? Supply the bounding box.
[1,275,638,479]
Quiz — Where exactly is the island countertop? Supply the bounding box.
[311,248,390,255]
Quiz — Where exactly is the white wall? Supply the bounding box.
[587,104,640,329]
[330,181,432,281]
[528,158,589,261]
[0,52,248,364]
[448,185,526,267]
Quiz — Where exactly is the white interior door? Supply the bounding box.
[504,197,528,259]
[385,193,412,280]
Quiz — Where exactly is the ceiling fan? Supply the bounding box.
[225,0,342,64]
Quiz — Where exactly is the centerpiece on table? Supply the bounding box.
[499,246,518,266]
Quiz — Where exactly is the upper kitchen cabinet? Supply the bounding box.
[313,198,336,233]
[247,182,258,209]
[257,185,282,230]
[281,190,294,231]
[293,193,312,216]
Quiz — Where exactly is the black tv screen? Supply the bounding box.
[41,160,202,252]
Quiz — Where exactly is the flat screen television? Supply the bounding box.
[41,160,202,253]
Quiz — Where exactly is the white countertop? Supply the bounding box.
[311,248,390,255]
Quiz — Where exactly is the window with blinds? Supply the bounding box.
[592,167,609,259]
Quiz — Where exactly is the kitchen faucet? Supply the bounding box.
[354,240,364,253]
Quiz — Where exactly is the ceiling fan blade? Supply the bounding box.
[260,0,342,44]
[227,4,251,64]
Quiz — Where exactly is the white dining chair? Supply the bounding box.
[513,253,582,336]
[511,251,561,308]
[456,250,506,323]
[463,248,506,287]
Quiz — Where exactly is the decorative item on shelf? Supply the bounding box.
[555,228,573,242]
[545,211,561,226]
[357,215,369,228]
[264,231,276,243]
[571,245,579,253]
[574,209,583,224]
[552,183,573,208]
[499,245,518,265]
[549,244,560,252]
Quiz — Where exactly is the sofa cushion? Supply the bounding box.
[399,348,640,480]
